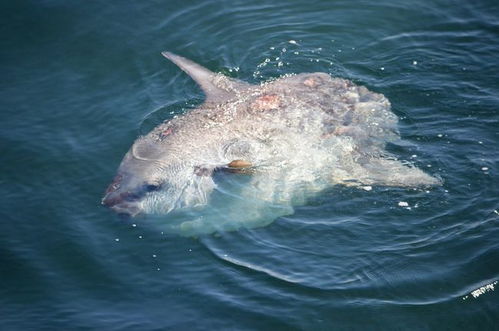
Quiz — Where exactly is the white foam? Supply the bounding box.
[463,281,498,300]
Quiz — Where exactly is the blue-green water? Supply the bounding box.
[1,0,498,329]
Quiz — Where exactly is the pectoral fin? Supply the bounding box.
[228,160,252,168]
[225,160,254,174]
[162,51,250,103]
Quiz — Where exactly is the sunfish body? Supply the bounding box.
[102,52,440,234]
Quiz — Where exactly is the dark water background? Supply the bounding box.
[1,0,498,329]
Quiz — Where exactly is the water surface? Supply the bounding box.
[1,0,498,329]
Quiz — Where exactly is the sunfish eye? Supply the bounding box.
[145,183,161,192]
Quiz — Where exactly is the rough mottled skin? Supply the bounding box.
[102,52,440,233]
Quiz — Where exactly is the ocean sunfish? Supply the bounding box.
[102,52,440,234]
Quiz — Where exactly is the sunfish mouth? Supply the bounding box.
[102,193,142,217]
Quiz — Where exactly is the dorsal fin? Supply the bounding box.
[161,51,250,103]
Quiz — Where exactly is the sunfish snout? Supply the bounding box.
[102,191,142,217]
[102,175,143,217]
[102,190,138,207]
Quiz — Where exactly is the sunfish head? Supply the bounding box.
[102,51,252,218]
[102,136,216,217]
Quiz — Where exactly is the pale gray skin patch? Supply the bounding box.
[102,52,440,235]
